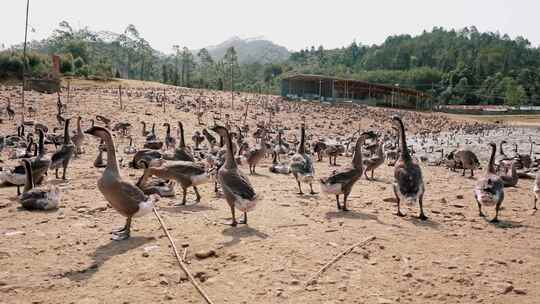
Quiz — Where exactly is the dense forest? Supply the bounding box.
[1,22,540,106]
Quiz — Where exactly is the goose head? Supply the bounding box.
[84,126,111,139]
[209,125,228,138]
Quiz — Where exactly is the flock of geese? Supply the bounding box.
[0,86,539,242]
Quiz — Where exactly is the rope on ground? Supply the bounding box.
[305,236,376,286]
[153,207,215,304]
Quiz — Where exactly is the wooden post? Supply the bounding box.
[119,85,123,110]
[21,0,30,125]
[230,63,234,109]
[163,87,166,113]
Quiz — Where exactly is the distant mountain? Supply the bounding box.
[202,36,290,64]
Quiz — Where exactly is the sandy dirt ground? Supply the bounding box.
[0,81,539,304]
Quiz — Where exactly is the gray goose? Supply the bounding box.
[210,125,258,226]
[474,142,505,222]
[19,159,60,210]
[290,124,316,195]
[392,116,427,220]
[320,131,374,211]
[85,126,159,241]
[50,118,76,180]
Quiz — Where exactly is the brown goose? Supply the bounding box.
[85,126,159,241]
[50,118,76,180]
[363,138,385,180]
[136,161,176,198]
[320,131,374,211]
[94,140,107,168]
[290,124,316,195]
[210,125,258,226]
[71,116,85,156]
[244,128,267,174]
[142,159,210,205]
[129,149,162,169]
[392,116,427,220]
[499,160,518,187]
[192,131,205,150]
[453,149,480,177]
[474,143,505,222]
[6,98,15,120]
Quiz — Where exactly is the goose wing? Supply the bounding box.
[105,180,149,215]
[321,167,358,185]
[51,144,75,164]
[220,170,256,200]
[166,161,206,176]
[174,148,195,162]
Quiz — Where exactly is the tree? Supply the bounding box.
[197,48,213,87]
[224,47,239,91]
[503,79,527,106]
[180,47,195,87]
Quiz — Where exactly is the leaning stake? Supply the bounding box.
[153,207,215,304]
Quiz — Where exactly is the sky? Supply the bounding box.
[1,0,539,53]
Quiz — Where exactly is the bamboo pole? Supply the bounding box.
[305,236,376,286]
[153,208,215,304]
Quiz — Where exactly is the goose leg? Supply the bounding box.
[239,212,247,225]
[490,203,501,223]
[297,180,304,195]
[193,186,201,202]
[471,169,474,177]
[394,186,405,217]
[17,185,20,196]
[179,187,187,205]
[476,198,485,217]
[112,217,131,241]
[336,195,341,210]
[309,183,317,195]
[534,196,538,210]
[418,194,428,221]
[112,222,127,234]
[62,163,68,180]
[371,170,375,180]
[364,171,369,180]
[342,193,350,212]
[225,204,238,227]
[55,168,59,179]
[462,169,465,176]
